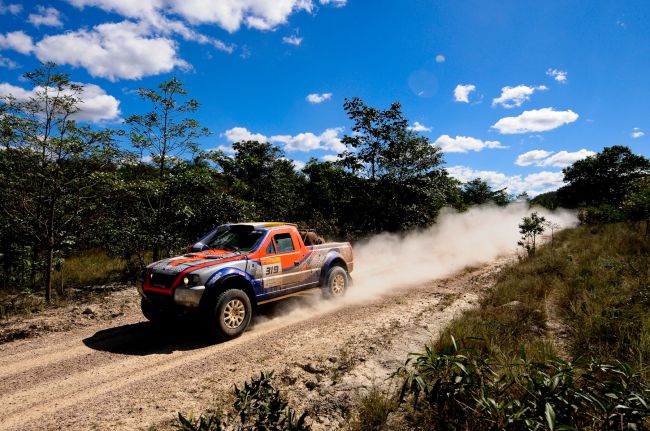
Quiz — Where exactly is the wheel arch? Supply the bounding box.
[200,270,258,310]
[319,253,349,286]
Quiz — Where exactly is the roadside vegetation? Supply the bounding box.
[342,222,650,430]
[176,371,310,431]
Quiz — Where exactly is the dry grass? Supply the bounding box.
[51,249,129,290]
[0,249,132,319]
[347,385,398,431]
[434,222,650,378]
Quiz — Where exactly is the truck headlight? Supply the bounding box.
[183,274,200,287]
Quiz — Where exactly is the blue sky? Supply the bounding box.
[1,0,648,195]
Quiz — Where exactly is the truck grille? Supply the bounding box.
[149,272,178,289]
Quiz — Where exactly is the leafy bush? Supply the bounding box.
[394,338,650,430]
[177,371,310,431]
[579,204,626,225]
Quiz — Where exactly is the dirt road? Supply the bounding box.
[0,257,509,430]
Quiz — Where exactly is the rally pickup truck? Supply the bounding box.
[136,222,353,340]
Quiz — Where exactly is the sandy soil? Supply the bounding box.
[0,256,511,431]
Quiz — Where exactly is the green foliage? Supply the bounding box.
[624,177,650,232]
[558,146,650,209]
[578,204,626,225]
[176,371,310,431]
[125,76,210,261]
[0,62,118,301]
[461,178,511,207]
[531,191,559,210]
[340,97,409,180]
[518,212,546,256]
[212,140,303,222]
[337,97,456,234]
[395,340,650,431]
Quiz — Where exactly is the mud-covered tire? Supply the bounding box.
[323,266,349,299]
[140,298,175,325]
[207,289,253,341]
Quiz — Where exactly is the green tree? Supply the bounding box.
[211,141,303,221]
[460,178,510,207]
[518,212,546,256]
[339,98,453,233]
[0,62,116,301]
[623,176,650,234]
[299,159,360,238]
[126,77,210,261]
[340,97,408,180]
[557,146,650,209]
[531,190,559,210]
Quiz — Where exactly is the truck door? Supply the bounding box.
[260,231,307,292]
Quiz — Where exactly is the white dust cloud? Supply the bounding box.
[253,203,578,330]
[347,202,576,302]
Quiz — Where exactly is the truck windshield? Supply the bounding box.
[206,229,264,252]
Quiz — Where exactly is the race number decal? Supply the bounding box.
[264,262,281,276]
[262,257,282,289]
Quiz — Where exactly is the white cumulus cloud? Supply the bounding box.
[31,21,188,81]
[291,159,306,170]
[447,165,565,196]
[222,126,269,143]
[319,0,347,7]
[306,92,332,104]
[408,121,432,132]
[322,154,339,162]
[0,81,121,123]
[546,68,567,83]
[454,84,476,103]
[516,149,595,168]
[177,1,310,31]
[492,108,579,134]
[0,31,34,54]
[435,54,445,63]
[27,5,64,27]
[631,128,645,139]
[492,85,547,108]
[223,126,346,153]
[434,135,506,153]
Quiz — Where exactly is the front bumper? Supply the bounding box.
[137,277,205,308]
[173,285,205,307]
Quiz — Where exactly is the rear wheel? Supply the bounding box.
[323,266,348,299]
[207,289,252,341]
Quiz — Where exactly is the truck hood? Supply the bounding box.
[148,250,244,274]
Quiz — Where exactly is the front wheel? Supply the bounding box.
[207,289,253,341]
[323,266,349,299]
[140,298,175,325]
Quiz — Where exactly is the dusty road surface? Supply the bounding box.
[0,256,511,430]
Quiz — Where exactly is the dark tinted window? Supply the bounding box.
[274,233,295,253]
[207,229,263,252]
[266,241,276,255]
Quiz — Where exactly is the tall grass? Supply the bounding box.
[51,249,130,290]
[374,222,650,430]
[0,249,133,318]
[435,222,650,376]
